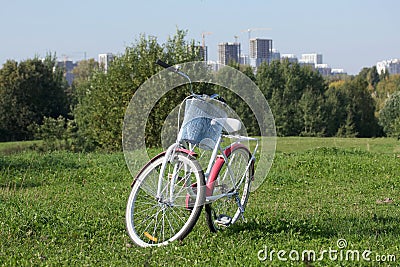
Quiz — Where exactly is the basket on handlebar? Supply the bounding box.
[178,98,227,150]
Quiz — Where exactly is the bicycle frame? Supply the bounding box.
[205,136,258,202]
[156,133,258,206]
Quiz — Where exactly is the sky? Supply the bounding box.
[1,0,399,74]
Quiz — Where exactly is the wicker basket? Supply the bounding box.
[178,98,227,150]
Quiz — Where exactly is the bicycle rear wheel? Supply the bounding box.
[126,151,205,247]
[205,144,252,232]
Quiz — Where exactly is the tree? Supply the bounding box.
[367,66,380,90]
[257,60,327,136]
[299,87,325,136]
[324,81,347,136]
[379,91,400,137]
[72,29,204,150]
[374,74,400,112]
[329,74,380,137]
[347,76,379,137]
[69,59,99,106]
[213,63,260,136]
[0,55,69,141]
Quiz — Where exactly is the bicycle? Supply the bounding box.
[125,60,259,247]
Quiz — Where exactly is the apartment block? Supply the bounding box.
[218,42,240,65]
[249,38,273,67]
[98,53,114,73]
[376,59,400,75]
[300,53,323,65]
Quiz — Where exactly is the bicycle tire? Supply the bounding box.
[205,144,253,232]
[126,151,205,247]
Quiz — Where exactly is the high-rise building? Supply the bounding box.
[300,53,323,65]
[218,42,240,65]
[199,46,208,62]
[331,69,347,75]
[240,54,250,65]
[281,54,298,63]
[376,59,400,75]
[315,64,332,76]
[249,38,273,67]
[271,49,281,62]
[57,60,77,86]
[98,53,114,72]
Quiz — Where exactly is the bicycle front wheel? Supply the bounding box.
[126,151,205,247]
[205,144,252,232]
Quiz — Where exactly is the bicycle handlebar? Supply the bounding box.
[155,60,227,104]
[155,59,173,70]
[156,59,193,94]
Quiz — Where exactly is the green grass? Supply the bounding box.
[276,136,400,155]
[0,138,399,266]
[0,140,40,155]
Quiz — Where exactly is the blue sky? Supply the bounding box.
[1,0,399,74]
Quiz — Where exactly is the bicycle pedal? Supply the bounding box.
[215,214,232,226]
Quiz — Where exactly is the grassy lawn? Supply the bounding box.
[0,138,399,266]
[276,136,400,155]
[0,140,40,155]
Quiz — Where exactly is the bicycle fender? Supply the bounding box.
[130,148,198,187]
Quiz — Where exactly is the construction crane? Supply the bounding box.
[201,32,212,49]
[240,28,272,57]
[241,27,272,40]
[61,54,69,62]
[61,52,87,62]
[201,32,212,61]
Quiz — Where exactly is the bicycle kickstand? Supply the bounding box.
[235,193,247,223]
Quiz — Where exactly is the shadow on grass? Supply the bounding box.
[222,214,400,240]
[0,152,82,189]
[223,218,335,240]
[0,179,44,190]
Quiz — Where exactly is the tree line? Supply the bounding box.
[0,30,399,151]
[0,55,69,142]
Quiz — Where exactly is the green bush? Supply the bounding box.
[379,91,400,138]
[29,116,80,151]
[0,55,69,141]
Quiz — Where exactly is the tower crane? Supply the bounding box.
[201,32,213,49]
[241,27,272,40]
[201,32,212,61]
[240,28,272,56]
[61,52,87,62]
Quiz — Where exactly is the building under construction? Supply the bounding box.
[249,38,273,68]
[218,42,240,65]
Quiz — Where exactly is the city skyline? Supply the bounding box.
[14,32,398,77]
[1,0,399,75]
[46,31,400,77]
[38,39,347,76]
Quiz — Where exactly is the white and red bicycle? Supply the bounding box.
[126,60,259,247]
